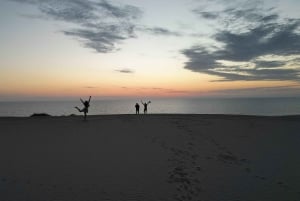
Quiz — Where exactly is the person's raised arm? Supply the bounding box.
[88,96,91,103]
[80,98,84,104]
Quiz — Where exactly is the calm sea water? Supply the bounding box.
[0,98,300,117]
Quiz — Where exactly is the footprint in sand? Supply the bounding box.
[252,175,267,182]
[168,166,202,200]
[160,141,169,150]
[245,167,251,173]
[218,153,238,161]
[205,156,213,160]
[195,166,202,171]
[217,153,247,166]
[277,181,284,185]
[151,136,157,143]
[276,181,290,189]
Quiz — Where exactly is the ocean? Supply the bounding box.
[0,97,300,117]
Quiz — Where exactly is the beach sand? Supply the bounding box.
[0,114,299,201]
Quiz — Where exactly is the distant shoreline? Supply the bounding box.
[1,98,300,117]
[1,113,300,119]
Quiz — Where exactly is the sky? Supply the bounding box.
[1,0,300,100]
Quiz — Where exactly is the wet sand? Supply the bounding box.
[0,114,300,201]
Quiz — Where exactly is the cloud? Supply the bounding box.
[143,87,189,94]
[183,0,300,81]
[209,84,300,97]
[254,60,286,68]
[115,68,135,73]
[192,11,219,20]
[149,87,188,93]
[214,21,300,61]
[96,0,141,19]
[10,0,142,53]
[84,86,97,89]
[141,27,182,37]
[64,28,128,53]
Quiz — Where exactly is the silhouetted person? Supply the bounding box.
[75,96,91,120]
[141,100,151,114]
[135,103,140,114]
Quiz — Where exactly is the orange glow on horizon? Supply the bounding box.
[1,62,298,99]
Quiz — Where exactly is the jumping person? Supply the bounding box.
[135,103,140,114]
[75,96,91,120]
[141,100,151,114]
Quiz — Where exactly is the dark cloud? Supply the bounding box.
[183,1,300,81]
[254,60,286,68]
[10,0,142,53]
[141,27,182,37]
[210,84,300,97]
[64,29,127,53]
[191,11,219,20]
[96,0,141,19]
[214,21,300,61]
[115,68,135,73]
[209,68,299,82]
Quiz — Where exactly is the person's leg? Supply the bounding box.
[75,106,82,112]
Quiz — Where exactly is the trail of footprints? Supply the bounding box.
[149,119,297,200]
[148,120,203,201]
[0,118,297,200]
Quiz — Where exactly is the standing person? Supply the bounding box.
[141,100,151,114]
[75,96,91,120]
[135,103,140,114]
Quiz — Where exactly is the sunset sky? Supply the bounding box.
[1,0,300,100]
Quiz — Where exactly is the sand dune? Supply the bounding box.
[0,114,299,201]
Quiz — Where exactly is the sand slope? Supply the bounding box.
[0,114,300,201]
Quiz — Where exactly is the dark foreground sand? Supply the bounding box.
[0,114,300,201]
